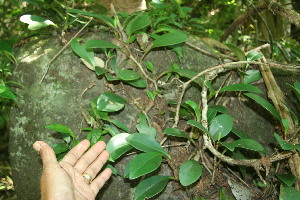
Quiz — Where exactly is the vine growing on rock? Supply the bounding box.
[20,1,300,199]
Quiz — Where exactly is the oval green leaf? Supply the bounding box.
[246,51,264,61]
[134,176,171,200]
[233,139,265,154]
[179,160,202,186]
[245,93,281,120]
[187,120,208,133]
[126,78,147,88]
[209,114,233,140]
[152,31,188,48]
[119,69,141,81]
[106,133,132,161]
[274,133,294,151]
[243,70,261,84]
[50,143,70,155]
[129,152,162,179]
[226,44,245,61]
[126,14,151,36]
[126,133,169,158]
[71,38,95,68]
[186,100,201,121]
[220,83,262,93]
[163,128,189,139]
[96,92,126,112]
[85,39,120,49]
[45,124,75,138]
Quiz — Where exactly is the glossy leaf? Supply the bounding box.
[119,69,141,81]
[95,67,108,76]
[71,38,95,68]
[129,152,162,179]
[209,105,227,114]
[246,51,264,61]
[126,78,147,88]
[279,185,300,200]
[146,61,154,73]
[274,133,294,151]
[243,70,261,84]
[111,119,130,133]
[187,120,209,133]
[134,176,171,200]
[85,39,119,49]
[126,133,169,157]
[66,9,114,26]
[186,100,201,121]
[126,14,151,36]
[231,128,250,139]
[179,160,202,186]
[87,128,103,145]
[222,139,265,154]
[45,124,75,138]
[152,31,188,48]
[220,83,262,93]
[245,93,281,120]
[164,128,189,139]
[136,113,156,138]
[0,85,16,101]
[276,173,296,187]
[96,92,126,112]
[20,14,56,30]
[50,143,69,154]
[106,133,132,161]
[207,108,217,124]
[209,114,233,140]
[226,44,245,61]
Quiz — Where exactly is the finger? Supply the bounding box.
[90,168,112,196]
[83,150,110,180]
[74,141,106,173]
[33,141,58,167]
[60,140,90,166]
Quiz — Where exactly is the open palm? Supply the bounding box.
[34,140,112,200]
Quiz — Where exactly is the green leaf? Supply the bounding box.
[87,128,103,145]
[179,160,202,186]
[134,176,171,200]
[279,185,300,200]
[96,92,126,112]
[163,128,189,139]
[243,70,261,84]
[231,128,250,139]
[287,82,300,102]
[220,83,262,93]
[245,93,281,120]
[209,114,233,140]
[276,173,296,186]
[146,90,155,101]
[0,85,16,101]
[111,119,130,133]
[281,119,289,134]
[186,100,201,121]
[222,139,265,154]
[208,105,227,114]
[126,78,147,88]
[207,108,217,124]
[146,61,154,73]
[129,152,162,179]
[95,67,108,76]
[246,51,264,61]
[152,31,188,48]
[20,14,56,30]
[281,101,298,125]
[85,39,120,49]
[104,124,121,136]
[126,133,169,158]
[45,124,75,138]
[106,133,132,161]
[126,14,151,36]
[71,38,95,68]
[187,120,209,133]
[50,143,69,155]
[66,9,114,26]
[136,113,156,138]
[274,133,294,151]
[226,44,245,61]
[119,69,141,81]
[170,68,202,85]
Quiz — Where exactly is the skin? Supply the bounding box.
[33,140,112,200]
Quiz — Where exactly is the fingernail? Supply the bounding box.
[33,142,41,152]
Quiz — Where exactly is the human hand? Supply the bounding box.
[33,140,112,200]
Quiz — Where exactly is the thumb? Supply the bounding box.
[33,141,58,166]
